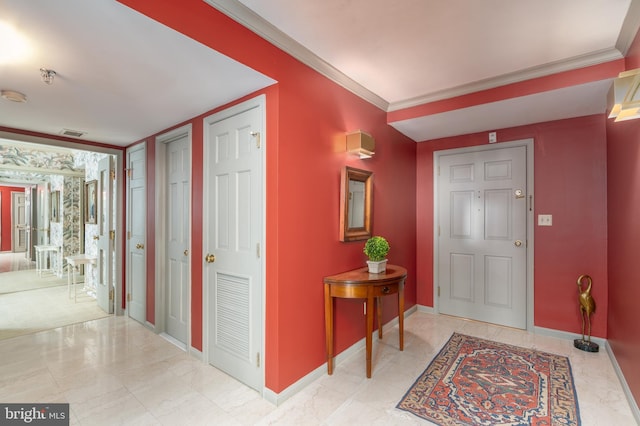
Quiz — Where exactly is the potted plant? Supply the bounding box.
[364,236,390,273]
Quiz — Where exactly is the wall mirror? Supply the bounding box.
[340,166,373,242]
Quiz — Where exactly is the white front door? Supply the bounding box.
[165,135,190,344]
[127,144,146,324]
[437,144,528,329]
[96,156,114,314]
[12,192,27,252]
[204,95,264,391]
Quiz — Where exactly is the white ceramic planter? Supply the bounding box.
[366,259,388,273]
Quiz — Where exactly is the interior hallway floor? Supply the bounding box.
[0,311,636,425]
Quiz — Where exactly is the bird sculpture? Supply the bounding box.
[577,274,596,343]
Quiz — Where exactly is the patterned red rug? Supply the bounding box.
[397,333,580,425]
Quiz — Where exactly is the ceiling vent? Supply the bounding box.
[59,128,86,138]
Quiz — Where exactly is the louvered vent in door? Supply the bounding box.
[215,272,250,360]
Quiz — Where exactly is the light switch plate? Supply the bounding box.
[538,214,552,226]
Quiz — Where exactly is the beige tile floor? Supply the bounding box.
[0,311,637,425]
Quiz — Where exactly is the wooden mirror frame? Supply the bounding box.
[339,166,373,242]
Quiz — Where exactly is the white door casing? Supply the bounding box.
[12,192,27,252]
[203,95,265,392]
[435,140,534,330]
[127,144,147,325]
[155,125,192,347]
[96,155,114,314]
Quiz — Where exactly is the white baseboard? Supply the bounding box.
[416,304,434,314]
[265,310,639,420]
[605,341,640,424]
[263,306,419,406]
[189,346,203,361]
[533,325,606,347]
[159,332,187,351]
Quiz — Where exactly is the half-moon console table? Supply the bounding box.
[324,265,407,378]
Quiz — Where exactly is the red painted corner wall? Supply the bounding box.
[416,115,608,338]
[0,186,25,251]
[607,116,640,409]
[607,27,640,409]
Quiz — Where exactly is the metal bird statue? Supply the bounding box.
[574,274,599,352]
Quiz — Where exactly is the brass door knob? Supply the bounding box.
[205,253,216,263]
[93,235,99,240]
[136,243,145,249]
[184,249,189,256]
[514,240,523,247]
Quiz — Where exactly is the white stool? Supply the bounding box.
[66,254,98,302]
[34,245,62,277]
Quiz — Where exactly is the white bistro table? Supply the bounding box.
[34,245,62,278]
[66,254,98,302]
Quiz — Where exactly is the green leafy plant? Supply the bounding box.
[363,236,390,261]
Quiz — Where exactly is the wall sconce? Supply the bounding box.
[346,130,375,159]
[607,68,640,122]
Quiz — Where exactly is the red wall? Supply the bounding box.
[0,186,24,251]
[416,115,608,337]
[606,29,640,409]
[118,0,417,393]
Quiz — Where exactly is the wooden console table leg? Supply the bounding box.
[366,293,374,378]
[399,283,405,351]
[377,297,383,339]
[324,283,334,375]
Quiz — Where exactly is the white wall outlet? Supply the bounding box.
[538,214,552,226]
[489,132,497,143]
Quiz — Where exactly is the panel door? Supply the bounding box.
[12,192,27,252]
[204,96,263,391]
[165,135,190,344]
[437,145,527,329]
[127,144,146,324]
[96,156,114,314]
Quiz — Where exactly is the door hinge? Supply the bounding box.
[250,131,261,148]
[127,231,131,240]
[110,169,116,180]
[256,243,260,259]
[110,230,115,241]
[109,288,114,301]
[124,168,132,178]
[127,293,131,302]
[256,352,260,367]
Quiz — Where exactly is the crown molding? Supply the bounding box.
[616,0,640,56]
[203,0,389,110]
[204,0,628,115]
[388,48,623,112]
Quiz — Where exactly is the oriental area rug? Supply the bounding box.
[397,333,581,426]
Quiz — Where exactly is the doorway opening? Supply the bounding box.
[0,134,124,340]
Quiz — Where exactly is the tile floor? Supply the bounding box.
[0,311,637,425]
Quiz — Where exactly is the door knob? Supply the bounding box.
[205,253,216,263]
[514,240,523,247]
[184,249,189,256]
[136,243,145,249]
[93,235,99,240]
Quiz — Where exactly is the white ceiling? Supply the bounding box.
[0,0,275,147]
[1,0,638,147]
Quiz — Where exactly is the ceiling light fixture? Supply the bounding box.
[607,68,640,122]
[40,67,56,85]
[1,89,27,103]
[346,130,375,159]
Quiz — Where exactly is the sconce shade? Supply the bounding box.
[346,130,375,158]
[607,69,640,122]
